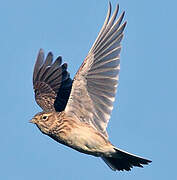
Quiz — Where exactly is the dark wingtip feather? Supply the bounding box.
[116,3,119,13]
[56,56,62,61]
[48,51,53,56]
[121,21,127,31]
[33,49,45,83]
[62,63,68,69]
[53,56,62,67]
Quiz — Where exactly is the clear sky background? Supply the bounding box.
[1,0,177,179]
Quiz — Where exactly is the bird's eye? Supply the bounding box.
[42,115,48,120]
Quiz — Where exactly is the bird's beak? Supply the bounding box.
[29,118,36,124]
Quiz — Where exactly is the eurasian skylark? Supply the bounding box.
[30,3,151,171]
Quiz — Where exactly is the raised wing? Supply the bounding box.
[33,49,72,112]
[65,3,126,138]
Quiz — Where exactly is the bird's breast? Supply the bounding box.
[63,122,111,156]
[49,115,112,156]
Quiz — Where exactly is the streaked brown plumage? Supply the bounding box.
[30,3,152,171]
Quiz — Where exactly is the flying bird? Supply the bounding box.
[30,3,151,171]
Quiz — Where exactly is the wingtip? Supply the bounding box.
[39,48,44,54]
[116,3,119,13]
[122,11,125,18]
[56,56,62,62]
[62,63,68,69]
[38,48,45,59]
[112,3,119,19]
[108,1,112,14]
[122,21,127,29]
[48,51,53,56]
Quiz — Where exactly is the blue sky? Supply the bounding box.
[1,0,177,179]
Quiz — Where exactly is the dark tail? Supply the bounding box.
[102,148,152,171]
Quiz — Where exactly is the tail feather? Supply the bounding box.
[102,148,151,171]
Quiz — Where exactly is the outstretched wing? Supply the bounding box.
[65,3,126,138]
[33,49,72,112]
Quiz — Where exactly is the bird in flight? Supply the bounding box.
[30,3,151,171]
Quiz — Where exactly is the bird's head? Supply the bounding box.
[30,111,57,135]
